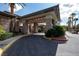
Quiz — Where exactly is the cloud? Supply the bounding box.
[58,2,79,18]
[63,4,73,7]
[50,0,79,25]
[52,0,79,4]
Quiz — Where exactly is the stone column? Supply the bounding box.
[45,18,53,31]
[33,22,38,33]
[23,21,29,34]
[14,20,20,33]
[29,24,32,34]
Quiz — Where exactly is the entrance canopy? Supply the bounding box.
[20,4,60,23]
[21,5,61,34]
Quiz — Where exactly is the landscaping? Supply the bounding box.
[0,25,13,41]
[45,25,67,41]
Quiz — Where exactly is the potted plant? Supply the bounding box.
[45,25,67,41]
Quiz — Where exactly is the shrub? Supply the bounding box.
[0,25,4,30]
[0,25,6,33]
[45,25,65,37]
[0,32,13,41]
[0,25,13,40]
[45,29,54,37]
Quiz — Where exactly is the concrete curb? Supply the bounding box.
[0,35,26,56]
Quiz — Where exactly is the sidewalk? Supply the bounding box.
[56,31,79,56]
[0,35,26,56]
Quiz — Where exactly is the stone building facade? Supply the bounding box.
[20,5,60,34]
[0,11,20,32]
[0,11,14,32]
[0,5,60,34]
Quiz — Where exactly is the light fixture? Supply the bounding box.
[19,23,23,26]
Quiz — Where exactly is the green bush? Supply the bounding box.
[0,25,4,30]
[0,25,6,33]
[0,32,13,41]
[45,29,54,37]
[45,25,65,37]
[0,25,13,40]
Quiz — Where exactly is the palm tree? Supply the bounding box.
[8,3,26,32]
[74,18,78,26]
[68,13,76,32]
[9,3,26,15]
[69,13,79,33]
[67,17,72,31]
[70,13,76,28]
[74,18,78,30]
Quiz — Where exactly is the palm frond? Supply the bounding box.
[17,3,26,8]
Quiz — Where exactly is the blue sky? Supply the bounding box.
[0,3,57,15]
[0,3,79,25]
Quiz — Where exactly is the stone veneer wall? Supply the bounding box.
[0,16,11,32]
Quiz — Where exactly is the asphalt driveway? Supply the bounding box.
[2,32,79,56]
[2,35,60,56]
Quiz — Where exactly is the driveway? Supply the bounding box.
[2,35,60,56]
[2,32,79,56]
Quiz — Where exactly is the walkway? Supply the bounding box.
[56,32,79,56]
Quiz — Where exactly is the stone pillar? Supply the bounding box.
[28,24,32,34]
[33,22,38,33]
[14,20,20,33]
[23,21,29,34]
[45,18,53,31]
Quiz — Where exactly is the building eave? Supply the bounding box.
[20,4,60,21]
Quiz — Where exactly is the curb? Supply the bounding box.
[0,35,26,56]
[0,48,3,56]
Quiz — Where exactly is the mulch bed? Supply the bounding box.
[43,36,68,44]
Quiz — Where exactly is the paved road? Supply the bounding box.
[2,35,62,56]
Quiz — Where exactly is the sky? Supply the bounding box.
[0,2,79,25]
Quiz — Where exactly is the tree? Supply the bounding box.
[8,3,26,32]
[67,17,72,31]
[9,3,26,15]
[68,12,79,33]
[70,13,76,28]
[74,18,78,30]
[68,13,76,32]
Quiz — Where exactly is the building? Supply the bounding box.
[20,4,60,34]
[0,11,20,32]
[0,4,60,34]
[0,11,14,32]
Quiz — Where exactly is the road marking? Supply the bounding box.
[0,48,3,56]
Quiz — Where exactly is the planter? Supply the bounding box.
[45,35,68,41]
[51,35,67,41]
[44,35,68,44]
